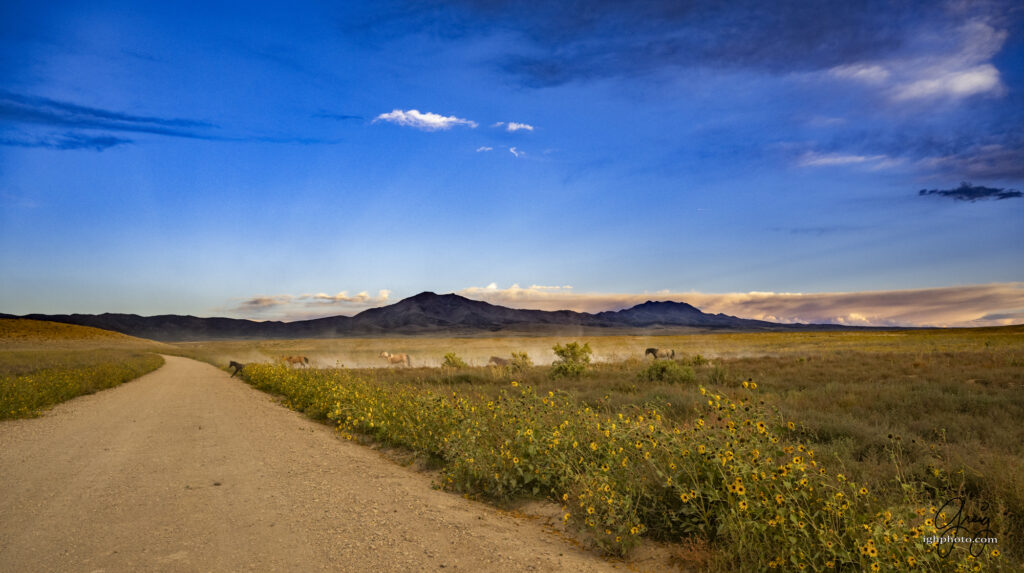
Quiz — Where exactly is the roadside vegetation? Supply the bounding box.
[225,326,1023,571]
[0,319,165,419]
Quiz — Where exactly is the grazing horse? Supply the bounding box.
[228,361,246,377]
[379,351,411,367]
[488,356,509,367]
[282,355,310,367]
[645,348,675,359]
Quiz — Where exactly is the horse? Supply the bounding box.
[488,356,509,367]
[228,361,246,377]
[282,355,310,368]
[645,348,675,359]
[379,351,411,367]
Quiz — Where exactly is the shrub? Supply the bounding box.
[638,360,696,384]
[550,342,592,379]
[508,351,533,374]
[685,353,709,367]
[707,364,729,385]
[442,352,469,369]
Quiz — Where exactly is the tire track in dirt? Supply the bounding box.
[0,356,625,572]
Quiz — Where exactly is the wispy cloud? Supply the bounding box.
[231,289,392,320]
[0,90,218,139]
[373,109,477,131]
[509,146,522,157]
[794,150,901,169]
[919,182,1022,202]
[828,19,1008,102]
[0,90,224,151]
[455,282,1024,328]
[475,146,493,152]
[917,143,1024,180]
[313,112,363,121]
[0,132,132,151]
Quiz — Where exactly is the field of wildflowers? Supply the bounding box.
[238,356,1016,571]
[0,350,164,419]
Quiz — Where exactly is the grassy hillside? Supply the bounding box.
[0,318,167,349]
[1,319,166,419]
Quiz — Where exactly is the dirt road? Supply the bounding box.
[0,356,623,572]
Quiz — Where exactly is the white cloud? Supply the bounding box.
[493,121,535,132]
[373,109,477,131]
[797,152,898,169]
[506,122,534,132]
[828,19,1007,102]
[454,283,1024,328]
[509,147,522,157]
[829,64,890,84]
[892,64,1001,101]
[476,146,493,152]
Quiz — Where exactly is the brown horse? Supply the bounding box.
[282,355,310,367]
[488,356,509,367]
[645,348,675,359]
[379,351,411,367]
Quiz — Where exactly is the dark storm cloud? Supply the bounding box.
[918,182,1022,201]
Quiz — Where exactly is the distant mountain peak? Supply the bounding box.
[12,291,863,341]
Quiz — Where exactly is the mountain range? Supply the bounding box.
[3,291,869,342]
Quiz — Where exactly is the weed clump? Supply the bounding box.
[550,342,592,379]
[441,352,469,369]
[638,360,696,384]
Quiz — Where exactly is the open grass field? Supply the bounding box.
[0,319,166,418]
[178,326,1023,570]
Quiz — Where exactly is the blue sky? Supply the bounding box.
[1,0,1022,327]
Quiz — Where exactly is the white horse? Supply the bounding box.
[379,351,411,367]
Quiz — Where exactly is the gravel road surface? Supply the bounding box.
[0,356,624,572]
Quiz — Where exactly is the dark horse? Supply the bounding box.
[228,361,246,377]
[645,348,675,359]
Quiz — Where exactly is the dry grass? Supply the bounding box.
[177,325,1024,566]
[0,319,166,418]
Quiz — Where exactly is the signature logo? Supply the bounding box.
[932,496,998,558]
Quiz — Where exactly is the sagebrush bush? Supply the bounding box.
[638,360,695,384]
[550,342,592,379]
[442,352,469,369]
[508,351,533,373]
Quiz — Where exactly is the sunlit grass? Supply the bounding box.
[0,318,166,419]
[180,326,1022,568]
[237,362,1016,570]
[0,350,164,419]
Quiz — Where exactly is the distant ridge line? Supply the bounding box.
[2,291,890,342]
